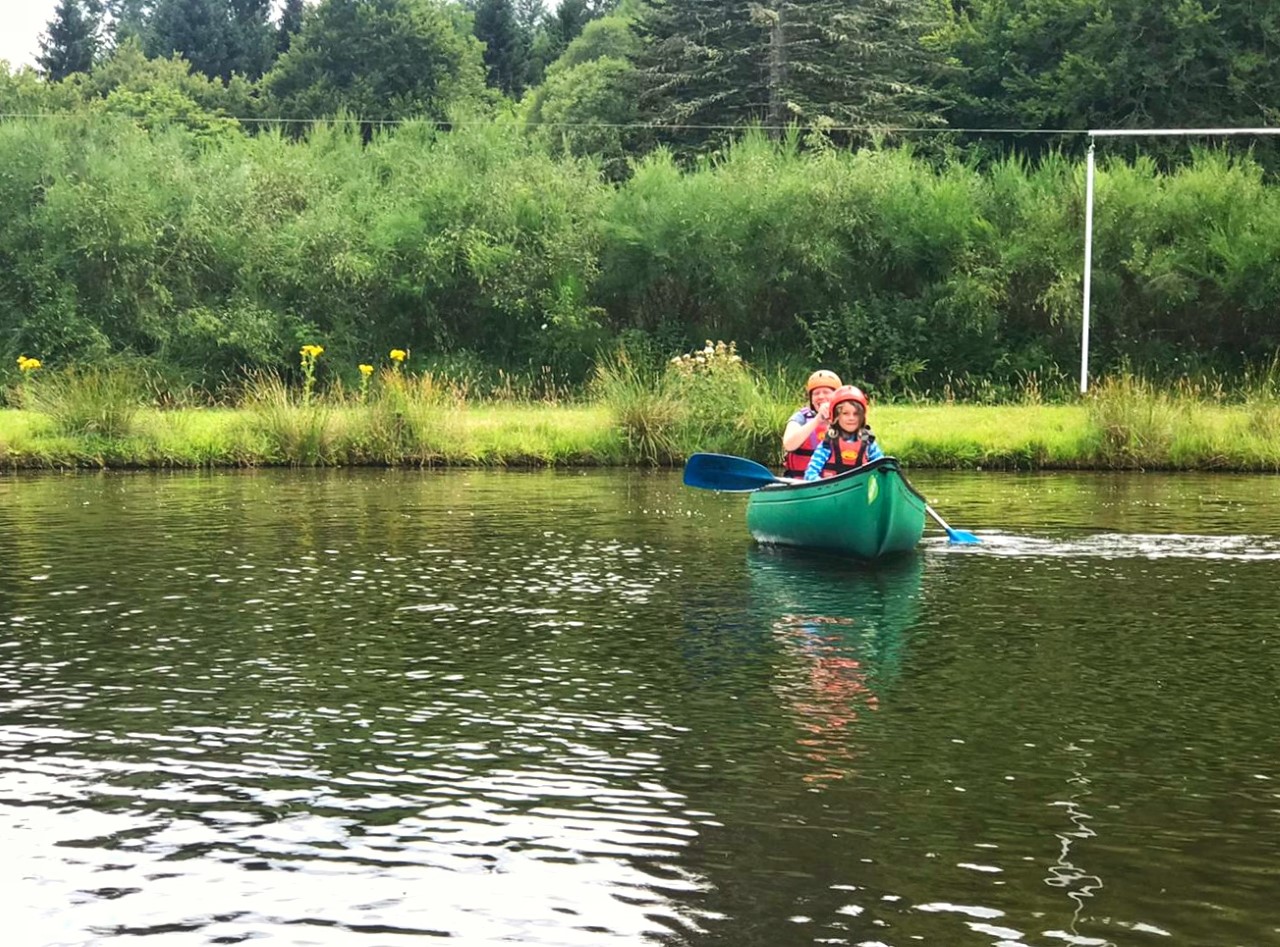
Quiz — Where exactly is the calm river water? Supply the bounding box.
[1,469,1277,947]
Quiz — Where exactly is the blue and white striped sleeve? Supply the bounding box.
[866,439,884,463]
[803,442,831,481]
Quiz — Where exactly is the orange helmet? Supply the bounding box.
[806,369,842,393]
[828,385,868,416]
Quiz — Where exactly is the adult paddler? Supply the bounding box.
[781,369,841,477]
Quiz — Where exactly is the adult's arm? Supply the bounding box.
[781,409,825,451]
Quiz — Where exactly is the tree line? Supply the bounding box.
[24,0,1280,153]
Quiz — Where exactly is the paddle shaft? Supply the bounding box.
[925,504,980,544]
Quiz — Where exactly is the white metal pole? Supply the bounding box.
[1080,141,1096,394]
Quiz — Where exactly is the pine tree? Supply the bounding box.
[276,0,306,54]
[636,0,942,150]
[265,0,488,125]
[146,0,236,79]
[37,0,101,80]
[103,0,153,46]
[228,0,276,78]
[144,0,275,80]
[474,0,528,96]
[549,0,593,50]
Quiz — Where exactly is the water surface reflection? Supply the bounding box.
[1,469,1278,946]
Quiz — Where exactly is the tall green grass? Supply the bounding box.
[240,373,340,466]
[592,342,792,466]
[16,366,145,438]
[4,359,1280,471]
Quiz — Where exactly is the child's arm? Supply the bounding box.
[803,442,831,480]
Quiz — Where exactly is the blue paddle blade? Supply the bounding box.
[683,453,786,492]
[925,504,982,544]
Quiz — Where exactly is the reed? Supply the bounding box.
[241,372,340,466]
[16,365,145,439]
[591,350,681,465]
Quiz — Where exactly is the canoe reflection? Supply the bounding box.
[747,547,925,784]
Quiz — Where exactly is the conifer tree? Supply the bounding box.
[474,0,528,95]
[265,0,488,124]
[277,0,307,54]
[37,0,102,80]
[103,0,153,46]
[227,0,276,78]
[141,0,277,80]
[636,0,941,150]
[146,0,236,79]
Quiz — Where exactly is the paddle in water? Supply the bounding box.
[925,505,982,544]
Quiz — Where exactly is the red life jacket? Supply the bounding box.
[816,435,869,478]
[782,408,827,475]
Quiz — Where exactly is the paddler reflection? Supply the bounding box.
[748,547,924,784]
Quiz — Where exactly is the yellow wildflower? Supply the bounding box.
[17,355,42,372]
[358,363,374,376]
[389,348,407,363]
[300,344,324,359]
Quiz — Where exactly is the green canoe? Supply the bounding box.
[745,457,927,560]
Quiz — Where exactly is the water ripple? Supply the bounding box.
[3,469,1278,946]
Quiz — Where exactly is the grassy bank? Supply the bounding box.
[3,398,1278,472]
[5,352,1278,472]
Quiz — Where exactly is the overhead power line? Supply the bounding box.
[0,110,1098,133]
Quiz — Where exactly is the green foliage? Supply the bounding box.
[241,371,340,464]
[104,0,153,46]
[100,84,243,139]
[522,15,644,175]
[928,0,1280,158]
[635,0,944,153]
[474,0,530,96]
[105,0,279,82]
[4,91,1280,398]
[0,113,609,387]
[264,0,490,124]
[593,341,782,463]
[277,0,306,54]
[18,364,147,438]
[81,39,262,119]
[345,368,455,462]
[1086,373,1184,468]
[37,0,101,81]
[591,349,679,463]
[160,302,292,385]
[0,61,84,114]
[594,137,1280,388]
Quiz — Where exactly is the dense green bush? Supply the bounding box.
[2,112,1279,397]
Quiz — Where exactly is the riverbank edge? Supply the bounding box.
[2,404,1279,473]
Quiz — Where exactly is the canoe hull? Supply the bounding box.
[745,458,926,560]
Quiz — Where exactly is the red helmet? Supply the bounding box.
[828,385,868,416]
[805,369,842,393]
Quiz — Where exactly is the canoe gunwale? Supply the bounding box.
[746,456,928,560]
[754,456,926,504]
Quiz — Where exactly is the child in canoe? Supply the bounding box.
[803,385,883,480]
[781,369,842,476]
